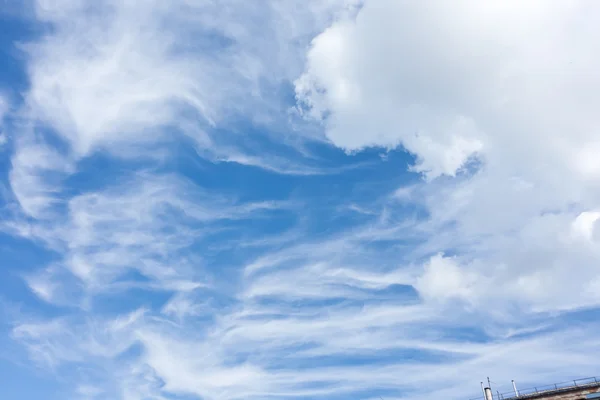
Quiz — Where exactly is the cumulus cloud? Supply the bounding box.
[297,0,600,180]
[415,254,477,304]
[297,0,600,313]
[571,211,600,242]
[403,184,600,313]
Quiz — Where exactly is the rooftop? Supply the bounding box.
[470,377,600,400]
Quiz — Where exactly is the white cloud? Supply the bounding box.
[296,0,600,314]
[161,292,205,321]
[0,94,7,118]
[415,254,477,304]
[9,197,600,398]
[297,0,600,180]
[9,139,74,218]
[0,95,9,148]
[11,283,600,400]
[75,384,104,400]
[27,0,218,156]
[571,211,600,242]
[22,0,358,158]
[16,172,291,307]
[8,0,357,217]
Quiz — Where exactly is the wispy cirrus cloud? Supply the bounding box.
[9,0,358,218]
[11,171,294,307]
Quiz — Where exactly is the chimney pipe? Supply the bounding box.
[485,387,494,400]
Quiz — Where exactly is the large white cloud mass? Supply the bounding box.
[297,0,600,312]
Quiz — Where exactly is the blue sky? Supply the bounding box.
[2,1,600,399]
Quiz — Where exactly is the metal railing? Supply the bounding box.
[469,376,600,400]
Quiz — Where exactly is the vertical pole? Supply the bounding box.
[512,380,519,397]
[482,382,486,400]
